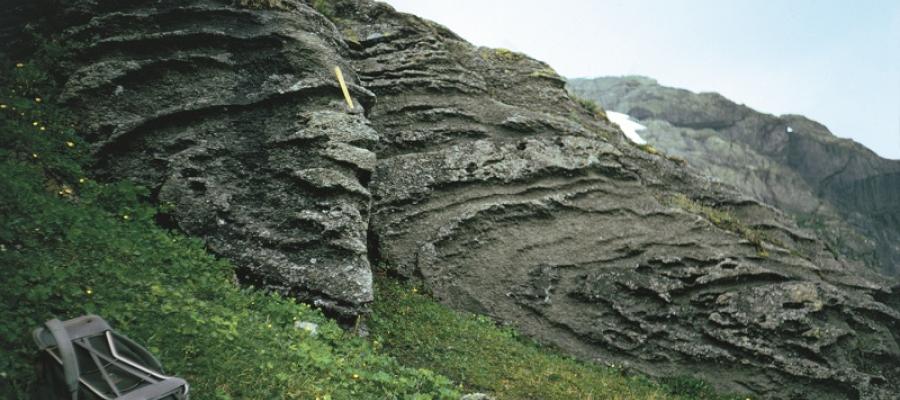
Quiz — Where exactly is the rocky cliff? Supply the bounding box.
[37,1,900,398]
[568,76,900,277]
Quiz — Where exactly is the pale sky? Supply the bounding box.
[383,0,900,160]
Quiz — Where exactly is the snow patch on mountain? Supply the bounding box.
[606,111,647,144]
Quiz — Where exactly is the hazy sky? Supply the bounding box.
[383,0,900,159]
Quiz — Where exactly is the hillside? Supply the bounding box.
[568,76,900,277]
[2,1,899,399]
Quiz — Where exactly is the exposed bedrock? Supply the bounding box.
[57,0,377,316]
[334,1,900,398]
[46,0,900,398]
[567,76,900,276]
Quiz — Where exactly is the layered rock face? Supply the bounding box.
[568,77,900,276]
[48,1,900,398]
[57,0,377,316]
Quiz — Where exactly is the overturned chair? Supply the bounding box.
[33,315,189,400]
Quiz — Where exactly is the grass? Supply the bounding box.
[0,56,460,399]
[0,33,747,400]
[669,194,775,256]
[370,279,746,400]
[573,95,608,119]
[237,0,287,10]
[637,143,661,155]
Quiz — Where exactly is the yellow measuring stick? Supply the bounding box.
[334,66,354,109]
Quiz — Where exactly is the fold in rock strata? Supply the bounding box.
[51,0,900,398]
[59,0,377,316]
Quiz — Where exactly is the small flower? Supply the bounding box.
[352,374,359,379]
[32,121,39,126]
[15,63,24,68]
[31,153,38,159]
[85,288,93,295]
[79,178,86,184]
[39,126,46,131]
[34,97,41,103]
[0,104,6,109]
[411,287,418,293]
[62,187,73,195]
[66,141,75,148]
[122,214,130,220]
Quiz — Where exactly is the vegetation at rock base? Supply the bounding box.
[0,36,744,400]
[0,54,460,400]
[371,279,745,400]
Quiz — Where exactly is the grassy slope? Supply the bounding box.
[0,45,742,399]
[371,280,743,400]
[0,56,459,399]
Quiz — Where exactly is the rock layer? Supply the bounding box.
[58,0,377,316]
[333,3,899,398]
[568,76,900,276]
[44,1,900,398]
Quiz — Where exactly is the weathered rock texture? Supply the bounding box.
[568,76,900,277]
[57,0,378,316]
[41,1,900,398]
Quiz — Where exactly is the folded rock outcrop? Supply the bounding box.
[46,1,900,398]
[57,0,377,316]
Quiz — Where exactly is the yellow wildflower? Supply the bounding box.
[15,63,23,68]
[31,153,38,158]
[66,141,75,148]
[32,121,39,126]
[85,288,93,295]
[122,215,130,220]
[0,104,6,109]
[34,97,41,103]
[352,374,359,379]
[79,178,86,184]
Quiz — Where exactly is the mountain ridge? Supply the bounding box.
[568,76,900,277]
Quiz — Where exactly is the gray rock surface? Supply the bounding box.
[57,0,377,316]
[568,76,900,276]
[42,1,900,398]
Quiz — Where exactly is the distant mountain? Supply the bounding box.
[568,76,900,276]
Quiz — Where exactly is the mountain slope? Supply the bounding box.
[34,1,900,398]
[568,76,900,276]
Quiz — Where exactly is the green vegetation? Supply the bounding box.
[0,32,744,400]
[370,279,746,400]
[0,56,460,399]
[529,67,561,80]
[637,143,661,155]
[312,0,336,18]
[669,194,774,256]
[479,47,527,63]
[573,95,608,119]
[237,0,286,10]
